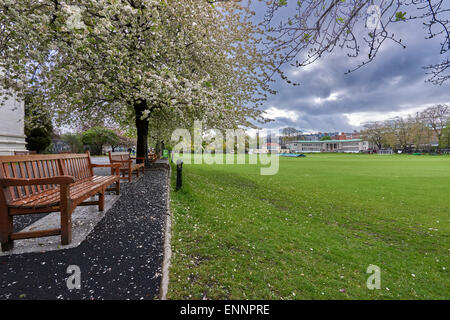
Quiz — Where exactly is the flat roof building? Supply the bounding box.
[286,139,371,153]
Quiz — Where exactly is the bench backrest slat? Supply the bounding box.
[18,162,32,197]
[109,152,131,162]
[10,162,24,198]
[59,156,92,180]
[0,153,93,203]
[1,162,16,200]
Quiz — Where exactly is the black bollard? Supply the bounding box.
[176,160,183,191]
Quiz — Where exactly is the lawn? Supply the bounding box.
[168,153,449,299]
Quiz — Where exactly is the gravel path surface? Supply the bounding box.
[0,165,169,300]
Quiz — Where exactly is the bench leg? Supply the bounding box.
[115,180,120,195]
[128,171,132,183]
[60,207,72,245]
[1,240,13,252]
[0,211,14,251]
[60,185,72,246]
[98,192,105,211]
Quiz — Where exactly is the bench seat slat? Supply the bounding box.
[70,176,118,203]
[9,188,60,208]
[7,176,118,209]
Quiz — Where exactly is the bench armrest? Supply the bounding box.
[91,163,121,175]
[110,159,132,163]
[91,163,122,168]
[0,176,76,187]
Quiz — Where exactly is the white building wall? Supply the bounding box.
[0,93,27,155]
[287,140,370,153]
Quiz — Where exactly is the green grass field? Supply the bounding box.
[168,154,449,299]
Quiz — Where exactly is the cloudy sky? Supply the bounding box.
[250,3,450,134]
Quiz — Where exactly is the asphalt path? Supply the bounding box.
[0,158,168,300]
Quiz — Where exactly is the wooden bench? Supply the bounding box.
[108,152,145,183]
[0,152,121,251]
[148,152,159,162]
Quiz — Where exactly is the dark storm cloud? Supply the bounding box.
[259,16,450,133]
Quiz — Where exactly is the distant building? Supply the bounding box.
[249,142,290,154]
[330,131,361,140]
[286,139,371,153]
[303,134,320,141]
[263,142,281,153]
[347,131,361,139]
[0,92,27,155]
[331,133,344,140]
[51,136,70,153]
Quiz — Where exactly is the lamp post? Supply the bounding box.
[176,159,183,191]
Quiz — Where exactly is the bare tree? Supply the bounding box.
[419,0,449,85]
[257,0,449,84]
[424,57,449,86]
[361,121,389,150]
[281,127,299,136]
[385,116,416,151]
[410,112,433,151]
[363,107,447,152]
[420,104,450,145]
[440,119,450,149]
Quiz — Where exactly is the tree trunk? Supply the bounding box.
[134,100,149,165]
[155,140,161,155]
[436,133,441,151]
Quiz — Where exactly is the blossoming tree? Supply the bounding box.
[0,0,275,162]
